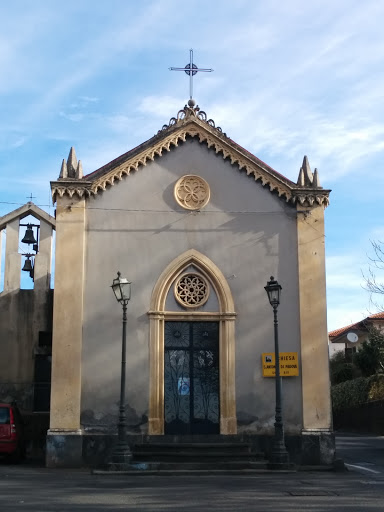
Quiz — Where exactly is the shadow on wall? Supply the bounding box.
[81,407,148,434]
[0,288,53,411]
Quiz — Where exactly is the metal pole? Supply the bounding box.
[269,305,290,468]
[110,300,132,468]
[189,48,193,99]
[118,301,127,443]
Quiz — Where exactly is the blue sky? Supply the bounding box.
[1,0,383,330]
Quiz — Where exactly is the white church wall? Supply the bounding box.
[80,138,302,434]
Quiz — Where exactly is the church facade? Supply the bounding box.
[45,103,333,467]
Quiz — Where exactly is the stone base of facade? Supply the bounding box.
[46,429,83,468]
[300,429,336,466]
[45,430,336,468]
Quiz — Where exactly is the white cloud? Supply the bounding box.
[326,254,367,289]
[59,112,85,123]
[137,96,185,118]
[325,251,371,331]
[78,96,99,104]
[10,137,26,149]
[327,307,370,333]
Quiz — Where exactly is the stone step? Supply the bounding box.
[129,460,269,471]
[133,442,259,454]
[133,442,252,449]
[131,442,266,466]
[133,454,264,464]
[132,452,264,462]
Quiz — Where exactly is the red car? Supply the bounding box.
[0,403,25,462]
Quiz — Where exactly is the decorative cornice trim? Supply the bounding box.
[158,104,226,135]
[92,124,294,202]
[51,180,93,202]
[50,105,330,208]
[292,189,331,208]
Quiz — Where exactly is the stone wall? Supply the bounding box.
[0,289,53,409]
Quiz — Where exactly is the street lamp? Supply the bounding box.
[264,276,290,469]
[110,271,132,469]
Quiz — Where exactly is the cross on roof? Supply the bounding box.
[27,193,36,202]
[169,49,213,102]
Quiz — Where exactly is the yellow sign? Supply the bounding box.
[262,352,299,377]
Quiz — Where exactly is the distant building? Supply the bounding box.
[328,312,384,357]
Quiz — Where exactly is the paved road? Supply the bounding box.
[336,433,384,478]
[0,434,383,511]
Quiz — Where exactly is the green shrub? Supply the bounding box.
[329,351,358,385]
[331,377,370,411]
[332,374,384,412]
[368,374,384,401]
[354,327,384,377]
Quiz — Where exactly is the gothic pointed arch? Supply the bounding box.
[149,249,235,314]
[148,249,237,435]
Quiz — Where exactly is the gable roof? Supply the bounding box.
[51,104,330,207]
[0,202,56,231]
[329,312,384,341]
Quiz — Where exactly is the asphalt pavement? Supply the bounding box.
[336,433,384,477]
[0,434,383,511]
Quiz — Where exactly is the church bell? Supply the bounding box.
[22,256,33,273]
[21,224,37,245]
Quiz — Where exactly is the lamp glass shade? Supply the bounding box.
[111,273,131,303]
[264,276,282,307]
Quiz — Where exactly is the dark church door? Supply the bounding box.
[164,321,220,435]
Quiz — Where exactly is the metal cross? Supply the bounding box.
[169,49,213,101]
[27,193,36,202]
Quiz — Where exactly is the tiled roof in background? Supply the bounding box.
[329,312,384,340]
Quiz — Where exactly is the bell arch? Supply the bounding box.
[148,249,237,435]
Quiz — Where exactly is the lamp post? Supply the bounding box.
[110,271,132,469]
[264,276,290,469]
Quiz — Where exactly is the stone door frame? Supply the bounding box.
[148,249,237,435]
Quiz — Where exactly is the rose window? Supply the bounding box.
[174,175,210,210]
[174,273,210,308]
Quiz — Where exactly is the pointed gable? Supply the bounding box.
[51,104,330,207]
[0,202,55,231]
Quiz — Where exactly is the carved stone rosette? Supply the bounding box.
[174,175,210,210]
[174,272,210,308]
